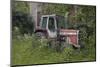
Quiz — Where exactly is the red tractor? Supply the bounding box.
[34,14,80,51]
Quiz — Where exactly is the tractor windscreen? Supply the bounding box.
[56,16,67,29]
[41,17,47,29]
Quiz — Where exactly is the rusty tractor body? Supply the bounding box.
[34,14,80,50]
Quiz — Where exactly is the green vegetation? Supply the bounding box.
[12,35,95,66]
[12,1,34,35]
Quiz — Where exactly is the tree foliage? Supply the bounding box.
[41,3,69,16]
[12,1,34,36]
[74,6,96,42]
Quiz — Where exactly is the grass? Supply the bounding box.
[11,35,96,66]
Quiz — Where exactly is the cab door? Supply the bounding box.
[47,16,57,38]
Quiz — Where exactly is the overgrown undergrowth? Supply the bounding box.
[12,35,96,66]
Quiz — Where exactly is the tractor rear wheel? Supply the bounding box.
[35,32,45,39]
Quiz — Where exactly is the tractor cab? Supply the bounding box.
[40,14,57,38]
[39,14,67,38]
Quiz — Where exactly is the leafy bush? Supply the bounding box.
[12,1,34,35]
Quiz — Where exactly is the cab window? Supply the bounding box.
[48,17,55,32]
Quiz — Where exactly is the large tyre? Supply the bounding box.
[35,32,45,39]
